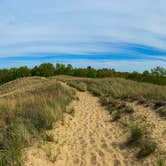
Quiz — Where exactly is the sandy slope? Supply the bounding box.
[24,90,166,166]
[24,91,126,166]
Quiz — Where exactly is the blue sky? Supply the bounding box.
[0,0,166,71]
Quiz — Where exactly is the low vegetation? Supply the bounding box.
[127,123,157,158]
[0,77,75,166]
[58,76,166,117]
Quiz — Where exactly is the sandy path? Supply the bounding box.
[24,91,126,166]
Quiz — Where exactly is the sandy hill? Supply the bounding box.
[0,76,165,166]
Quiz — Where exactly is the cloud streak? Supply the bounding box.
[0,0,166,70]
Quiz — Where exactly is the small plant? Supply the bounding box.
[67,81,87,92]
[112,110,121,121]
[46,150,58,163]
[44,131,54,142]
[127,125,143,145]
[157,107,166,118]
[156,152,166,166]
[66,107,75,116]
[122,105,134,114]
[137,140,156,158]
[157,158,165,166]
[117,101,126,109]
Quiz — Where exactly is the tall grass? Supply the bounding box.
[58,76,166,118]
[57,76,165,161]
[0,78,75,166]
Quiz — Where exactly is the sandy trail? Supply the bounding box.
[24,91,126,166]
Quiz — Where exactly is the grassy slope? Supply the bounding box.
[56,75,166,115]
[0,77,75,166]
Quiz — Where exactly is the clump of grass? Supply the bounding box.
[157,154,166,166]
[0,78,75,166]
[112,110,121,121]
[43,131,54,142]
[127,122,157,159]
[65,107,75,116]
[101,97,134,120]
[157,159,165,166]
[127,125,143,145]
[157,107,166,118]
[88,86,103,96]
[67,81,87,92]
[122,105,134,113]
[0,124,23,166]
[157,152,166,166]
[46,150,58,163]
[137,140,156,158]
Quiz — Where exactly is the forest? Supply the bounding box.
[0,63,166,85]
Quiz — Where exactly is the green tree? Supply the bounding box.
[151,66,166,77]
[17,66,31,77]
[65,64,73,75]
[37,63,55,77]
[55,63,66,74]
[87,67,97,78]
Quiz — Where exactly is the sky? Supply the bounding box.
[0,0,166,71]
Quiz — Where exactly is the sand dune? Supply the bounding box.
[24,91,127,166]
[24,87,166,166]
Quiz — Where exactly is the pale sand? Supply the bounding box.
[24,91,126,166]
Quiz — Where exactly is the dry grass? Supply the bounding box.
[56,76,166,118]
[0,77,75,166]
[56,75,166,164]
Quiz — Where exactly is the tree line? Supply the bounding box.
[0,63,166,85]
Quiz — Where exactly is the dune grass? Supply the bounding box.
[0,77,75,166]
[57,76,166,162]
[57,76,166,118]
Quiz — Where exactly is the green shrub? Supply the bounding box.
[122,105,134,114]
[127,125,143,145]
[43,131,54,142]
[157,107,166,118]
[137,140,156,158]
[157,159,165,166]
[66,107,75,116]
[112,110,121,121]
[0,124,23,166]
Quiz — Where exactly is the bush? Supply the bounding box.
[157,107,166,118]
[137,140,156,158]
[127,125,143,145]
[0,124,23,166]
[43,131,54,142]
[122,105,134,113]
[66,107,75,116]
[112,110,121,121]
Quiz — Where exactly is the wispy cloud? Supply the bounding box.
[0,0,166,70]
